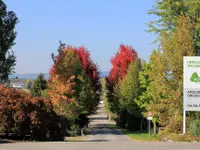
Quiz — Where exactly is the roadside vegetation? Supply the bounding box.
[105,0,200,142]
[0,0,101,141]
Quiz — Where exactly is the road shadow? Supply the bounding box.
[91,127,123,136]
[67,139,109,142]
[87,139,109,142]
[90,117,107,121]
[0,139,16,144]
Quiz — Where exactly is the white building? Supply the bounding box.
[10,79,26,88]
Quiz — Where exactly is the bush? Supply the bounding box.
[188,119,200,136]
[0,87,29,135]
[166,117,183,134]
[0,87,67,141]
[159,132,200,142]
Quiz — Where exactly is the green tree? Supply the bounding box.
[135,60,151,117]
[100,78,110,112]
[117,58,142,130]
[148,0,200,55]
[0,0,18,82]
[147,16,194,131]
[41,89,49,98]
[31,73,47,97]
[119,58,141,115]
[25,79,32,89]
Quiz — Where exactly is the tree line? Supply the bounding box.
[0,0,101,140]
[104,0,200,136]
[1,0,200,140]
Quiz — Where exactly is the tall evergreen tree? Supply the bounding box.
[31,73,47,97]
[0,0,18,82]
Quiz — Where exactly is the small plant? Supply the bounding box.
[188,119,200,136]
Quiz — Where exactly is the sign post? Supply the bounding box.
[147,111,153,138]
[183,109,186,134]
[183,56,200,133]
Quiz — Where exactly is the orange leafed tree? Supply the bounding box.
[48,44,82,116]
[48,42,101,129]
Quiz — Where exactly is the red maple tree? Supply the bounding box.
[74,46,101,93]
[107,44,138,87]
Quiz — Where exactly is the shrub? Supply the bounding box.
[0,87,29,135]
[159,132,200,142]
[166,117,183,134]
[188,119,200,136]
[0,87,67,141]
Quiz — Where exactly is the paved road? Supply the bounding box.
[87,103,128,142]
[1,103,200,150]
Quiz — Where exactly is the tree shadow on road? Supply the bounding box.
[90,117,107,121]
[0,139,16,144]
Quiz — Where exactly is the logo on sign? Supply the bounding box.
[190,72,200,83]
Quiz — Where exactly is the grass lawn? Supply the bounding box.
[21,88,31,94]
[108,124,158,141]
[122,130,158,141]
[65,136,88,142]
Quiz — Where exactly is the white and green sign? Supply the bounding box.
[184,56,200,111]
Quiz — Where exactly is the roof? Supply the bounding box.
[10,79,26,85]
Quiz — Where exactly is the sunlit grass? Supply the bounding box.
[108,124,158,141]
[124,131,158,141]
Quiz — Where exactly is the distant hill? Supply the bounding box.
[100,71,109,77]
[9,71,109,80]
[9,73,50,80]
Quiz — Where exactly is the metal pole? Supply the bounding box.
[183,110,186,134]
[148,120,151,138]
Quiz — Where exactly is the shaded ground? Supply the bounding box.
[1,103,200,150]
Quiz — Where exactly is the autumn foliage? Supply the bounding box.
[107,44,138,87]
[49,47,81,107]
[106,44,138,113]
[74,46,101,103]
[48,43,100,131]
[75,47,100,85]
[0,86,64,140]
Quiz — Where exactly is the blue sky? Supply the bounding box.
[5,0,157,74]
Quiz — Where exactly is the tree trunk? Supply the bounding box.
[108,112,111,122]
[5,131,8,138]
[81,128,84,136]
[153,121,156,135]
[140,119,143,131]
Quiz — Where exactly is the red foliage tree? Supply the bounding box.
[0,87,64,140]
[74,46,101,103]
[106,44,138,113]
[107,44,138,87]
